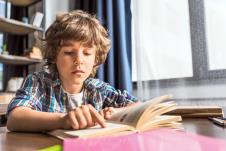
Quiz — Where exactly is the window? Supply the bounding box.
[131,0,226,101]
[131,0,192,81]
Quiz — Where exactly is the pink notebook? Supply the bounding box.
[64,129,226,151]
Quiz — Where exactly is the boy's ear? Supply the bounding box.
[93,59,100,68]
[94,58,98,67]
[94,60,101,67]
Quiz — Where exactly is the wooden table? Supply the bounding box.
[183,118,226,139]
[0,128,62,151]
[0,118,225,151]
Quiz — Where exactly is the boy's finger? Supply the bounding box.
[81,105,94,127]
[68,111,79,129]
[103,107,109,112]
[75,107,87,129]
[99,110,104,117]
[105,111,112,119]
[88,105,106,128]
[108,107,115,113]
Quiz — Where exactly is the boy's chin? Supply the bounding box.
[72,77,87,84]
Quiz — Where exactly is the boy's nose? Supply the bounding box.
[73,55,84,65]
[73,60,82,65]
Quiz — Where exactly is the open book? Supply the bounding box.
[48,95,182,139]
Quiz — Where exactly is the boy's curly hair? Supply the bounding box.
[41,10,111,77]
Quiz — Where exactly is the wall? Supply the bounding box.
[44,0,70,29]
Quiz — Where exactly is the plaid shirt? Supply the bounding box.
[7,71,138,114]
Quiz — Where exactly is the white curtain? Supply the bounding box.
[131,0,192,100]
[131,0,226,111]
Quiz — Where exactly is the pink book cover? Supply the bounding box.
[64,129,226,151]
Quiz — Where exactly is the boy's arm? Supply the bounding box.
[7,107,66,132]
[7,105,106,132]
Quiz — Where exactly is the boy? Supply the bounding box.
[6,10,138,132]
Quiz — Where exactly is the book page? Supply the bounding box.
[138,115,182,131]
[108,95,172,127]
[136,102,177,128]
[49,123,134,139]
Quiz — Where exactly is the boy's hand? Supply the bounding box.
[100,107,127,120]
[100,107,116,120]
[100,102,142,120]
[63,104,106,130]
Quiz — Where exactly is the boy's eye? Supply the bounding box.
[64,51,73,55]
[84,52,92,55]
[83,49,95,55]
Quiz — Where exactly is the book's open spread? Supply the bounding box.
[48,94,182,139]
[108,95,176,127]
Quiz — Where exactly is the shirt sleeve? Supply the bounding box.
[100,83,138,108]
[7,74,43,115]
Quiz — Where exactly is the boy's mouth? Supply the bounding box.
[71,69,85,74]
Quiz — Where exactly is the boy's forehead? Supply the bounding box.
[60,40,95,48]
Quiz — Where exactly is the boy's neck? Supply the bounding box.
[62,83,83,94]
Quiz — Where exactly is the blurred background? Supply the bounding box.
[0,0,225,114]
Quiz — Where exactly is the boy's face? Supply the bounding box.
[56,40,96,89]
